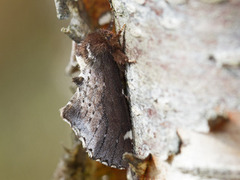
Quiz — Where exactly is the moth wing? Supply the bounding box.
[61,60,132,169]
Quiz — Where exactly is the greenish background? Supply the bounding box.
[0,0,73,179]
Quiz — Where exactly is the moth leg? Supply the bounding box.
[110,24,126,49]
[123,94,130,102]
[116,24,126,38]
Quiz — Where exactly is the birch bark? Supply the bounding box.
[112,0,240,179]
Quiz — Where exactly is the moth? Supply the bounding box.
[61,28,133,169]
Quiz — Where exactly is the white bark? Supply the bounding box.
[111,0,240,179]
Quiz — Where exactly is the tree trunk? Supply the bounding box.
[54,0,240,179]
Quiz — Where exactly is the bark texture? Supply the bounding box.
[55,0,240,179]
[111,0,240,179]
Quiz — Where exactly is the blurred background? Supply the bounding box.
[0,0,73,179]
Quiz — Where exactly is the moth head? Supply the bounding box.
[75,29,128,66]
[97,29,128,65]
[97,29,114,41]
[97,29,122,51]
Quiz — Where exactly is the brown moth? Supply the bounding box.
[61,28,133,169]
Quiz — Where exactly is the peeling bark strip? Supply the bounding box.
[61,29,133,169]
[54,0,70,20]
